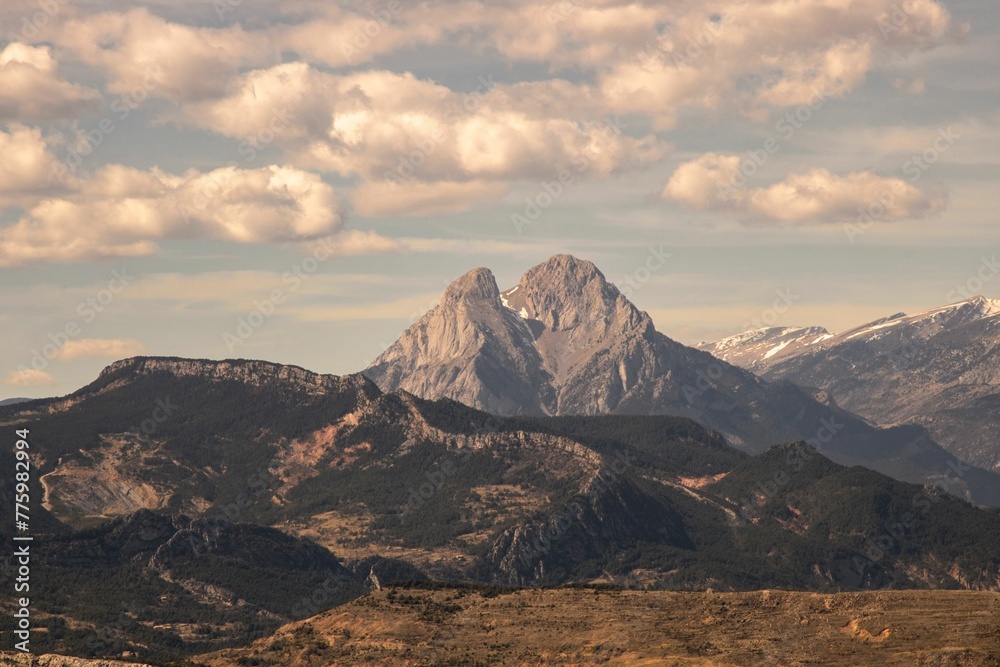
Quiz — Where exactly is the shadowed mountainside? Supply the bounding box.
[700,296,1000,472]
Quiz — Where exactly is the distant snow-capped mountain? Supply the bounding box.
[698,326,833,373]
[698,296,1000,471]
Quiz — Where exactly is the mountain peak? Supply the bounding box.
[443,267,500,305]
[855,295,1000,333]
[522,254,606,290]
[956,295,1000,318]
[698,326,833,372]
[504,254,635,333]
[369,254,655,415]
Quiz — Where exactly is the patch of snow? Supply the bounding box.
[519,307,529,319]
[904,296,1000,322]
[843,318,906,340]
[979,297,1000,317]
[763,340,791,359]
[500,286,520,311]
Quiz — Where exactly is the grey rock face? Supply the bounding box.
[367,255,697,420]
[364,255,1000,506]
[500,255,660,414]
[366,267,556,415]
[700,296,1000,471]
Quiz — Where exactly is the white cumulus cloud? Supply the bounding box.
[0,125,72,207]
[0,158,347,266]
[0,43,99,121]
[168,65,666,215]
[55,8,269,102]
[662,153,947,223]
[3,369,56,387]
[53,338,147,360]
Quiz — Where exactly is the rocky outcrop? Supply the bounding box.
[501,255,664,414]
[98,357,378,398]
[366,268,555,415]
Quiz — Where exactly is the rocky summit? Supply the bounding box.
[365,255,1000,505]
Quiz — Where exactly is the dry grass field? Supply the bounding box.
[194,587,1000,666]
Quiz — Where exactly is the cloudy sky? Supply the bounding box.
[1,0,998,398]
